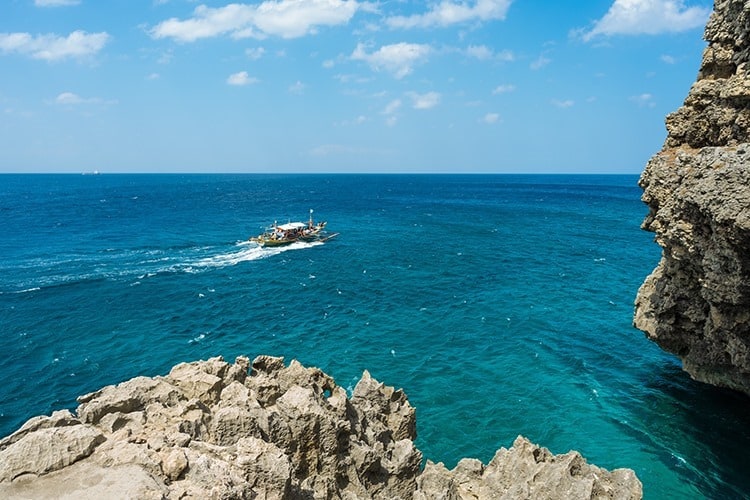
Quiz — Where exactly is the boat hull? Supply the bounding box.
[249,217,331,248]
[251,237,296,247]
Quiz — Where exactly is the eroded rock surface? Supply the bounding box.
[0,355,642,499]
[635,0,750,394]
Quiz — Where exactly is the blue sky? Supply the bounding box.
[1,0,713,173]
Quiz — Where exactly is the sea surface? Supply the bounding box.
[1,174,749,498]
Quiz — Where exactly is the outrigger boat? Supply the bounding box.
[250,210,337,247]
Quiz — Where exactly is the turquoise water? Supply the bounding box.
[1,174,749,498]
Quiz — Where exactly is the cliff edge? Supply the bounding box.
[0,355,642,499]
[634,0,750,394]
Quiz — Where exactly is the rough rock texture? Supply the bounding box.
[0,355,643,499]
[634,0,750,394]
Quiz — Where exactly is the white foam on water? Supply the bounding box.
[189,333,206,344]
[5,239,327,292]
[187,240,323,270]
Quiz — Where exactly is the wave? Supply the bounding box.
[0,287,42,295]
[185,240,321,270]
[1,239,326,293]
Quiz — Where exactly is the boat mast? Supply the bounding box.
[309,209,314,228]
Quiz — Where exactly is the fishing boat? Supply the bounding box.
[250,210,337,247]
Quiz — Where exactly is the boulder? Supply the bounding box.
[0,356,642,499]
[635,0,750,394]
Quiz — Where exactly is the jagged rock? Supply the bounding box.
[416,436,641,500]
[0,423,104,481]
[0,462,169,500]
[635,0,750,394]
[352,369,416,442]
[0,356,642,499]
[160,447,188,481]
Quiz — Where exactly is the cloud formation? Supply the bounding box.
[408,91,441,109]
[552,99,575,108]
[35,0,80,6]
[386,0,512,29]
[464,45,514,62]
[382,99,401,126]
[151,0,360,42]
[530,54,550,70]
[492,84,515,94]
[483,112,500,124]
[629,93,655,107]
[351,42,431,79]
[245,47,266,60]
[0,30,110,61]
[227,71,260,85]
[288,80,306,94]
[54,92,116,105]
[581,0,711,41]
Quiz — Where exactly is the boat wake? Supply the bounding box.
[1,240,326,294]
[185,240,323,271]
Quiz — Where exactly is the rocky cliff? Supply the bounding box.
[634,0,750,394]
[0,355,642,499]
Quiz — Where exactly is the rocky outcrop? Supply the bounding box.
[634,0,750,394]
[0,355,642,499]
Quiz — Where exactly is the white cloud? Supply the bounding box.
[495,49,515,62]
[464,44,514,62]
[408,91,440,109]
[289,80,306,94]
[466,45,493,60]
[54,92,116,105]
[387,0,512,29]
[227,71,259,85]
[337,115,368,126]
[152,5,255,42]
[157,49,173,65]
[151,0,360,42]
[630,93,656,107]
[0,30,109,61]
[351,42,431,79]
[552,99,575,108]
[483,112,500,124]
[530,54,550,70]
[492,84,515,94]
[382,99,401,126]
[35,0,80,6]
[253,0,359,38]
[383,99,402,115]
[246,47,266,60]
[147,72,160,80]
[660,54,676,64]
[581,0,711,41]
[55,92,85,105]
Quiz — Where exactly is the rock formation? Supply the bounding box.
[634,0,750,394]
[0,355,642,499]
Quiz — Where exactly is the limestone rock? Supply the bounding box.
[0,356,642,499]
[415,436,642,500]
[0,424,104,481]
[635,0,750,394]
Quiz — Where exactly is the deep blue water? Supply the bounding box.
[1,174,749,498]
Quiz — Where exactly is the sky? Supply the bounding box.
[0,0,714,173]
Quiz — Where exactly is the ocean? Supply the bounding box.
[1,174,749,498]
